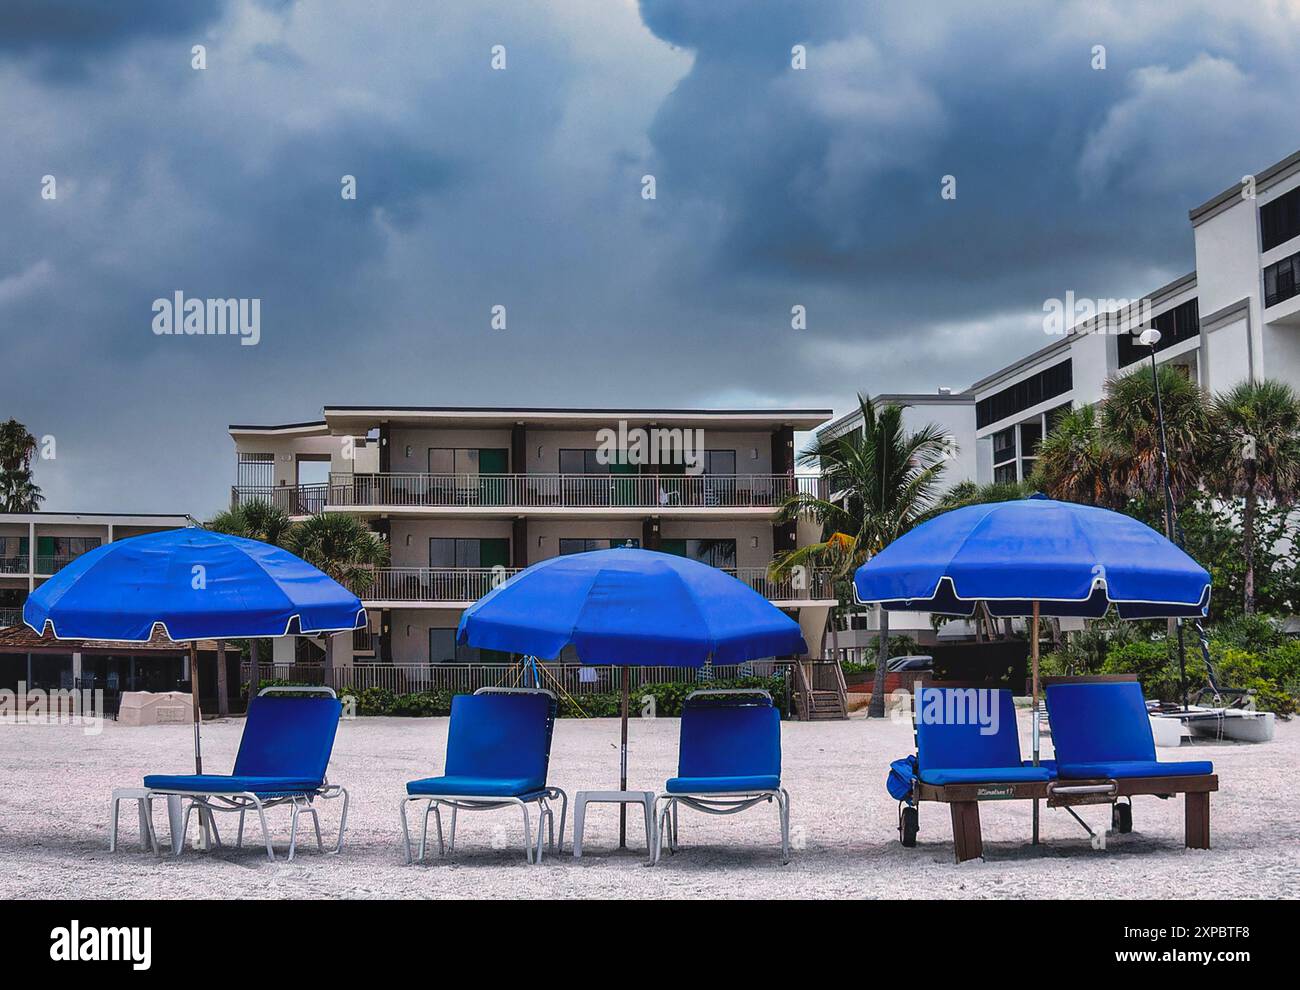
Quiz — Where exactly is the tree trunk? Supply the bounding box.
[1243,488,1257,616]
[249,638,261,700]
[215,640,229,717]
[868,607,890,718]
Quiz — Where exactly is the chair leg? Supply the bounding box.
[399,798,414,864]
[641,797,654,865]
[309,804,324,852]
[419,802,432,862]
[108,796,120,853]
[520,803,534,864]
[432,804,444,856]
[144,795,161,856]
[1185,791,1210,849]
[288,801,300,862]
[448,806,458,856]
[554,790,568,855]
[778,789,791,865]
[949,801,983,863]
[236,809,246,850]
[177,803,195,857]
[254,798,275,862]
[333,788,350,854]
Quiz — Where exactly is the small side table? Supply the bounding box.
[109,789,185,855]
[572,790,655,863]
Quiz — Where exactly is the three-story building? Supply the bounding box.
[229,406,837,668]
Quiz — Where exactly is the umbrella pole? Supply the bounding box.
[1031,601,1040,845]
[619,666,629,850]
[189,642,203,774]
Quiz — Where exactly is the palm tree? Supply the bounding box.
[1101,365,1208,525]
[1029,405,1121,507]
[284,513,389,678]
[1206,380,1300,615]
[0,419,43,512]
[772,395,951,717]
[932,478,1034,514]
[206,500,293,546]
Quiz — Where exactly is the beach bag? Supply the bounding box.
[887,754,917,802]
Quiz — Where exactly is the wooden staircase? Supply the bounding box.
[792,661,849,720]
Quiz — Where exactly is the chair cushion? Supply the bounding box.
[1044,682,1157,765]
[144,774,323,797]
[915,687,1024,774]
[406,774,544,798]
[919,765,1055,786]
[665,774,781,794]
[1057,760,1214,780]
[443,693,553,794]
[234,694,343,781]
[677,698,781,781]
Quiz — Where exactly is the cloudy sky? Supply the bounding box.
[4,0,1299,516]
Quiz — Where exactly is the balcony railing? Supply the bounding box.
[230,484,329,515]
[347,565,833,604]
[35,554,79,575]
[0,555,28,574]
[232,474,824,514]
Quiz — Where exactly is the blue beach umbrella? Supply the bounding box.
[458,547,807,847]
[25,527,365,770]
[853,494,1211,843]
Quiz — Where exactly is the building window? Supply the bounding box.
[559,538,639,555]
[1118,298,1201,368]
[975,360,1072,429]
[991,426,1017,482]
[1261,186,1300,253]
[1264,251,1300,309]
[993,463,1018,485]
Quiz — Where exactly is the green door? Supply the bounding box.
[479,538,510,570]
[610,458,637,506]
[478,448,509,505]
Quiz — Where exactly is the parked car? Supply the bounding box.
[886,655,934,673]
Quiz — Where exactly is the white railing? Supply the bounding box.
[321,472,824,510]
[347,565,834,603]
[242,660,816,696]
[361,567,523,602]
[0,556,27,575]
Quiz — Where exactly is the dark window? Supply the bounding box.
[993,463,1018,485]
[992,427,1017,464]
[1117,298,1200,368]
[558,449,609,474]
[1262,187,1300,253]
[1020,421,1043,459]
[559,538,639,555]
[1264,251,1300,309]
[976,360,1072,429]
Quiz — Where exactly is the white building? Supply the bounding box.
[822,148,1300,488]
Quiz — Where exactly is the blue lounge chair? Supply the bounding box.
[1044,675,1217,847]
[653,689,790,865]
[399,687,568,864]
[896,682,1055,862]
[140,686,349,862]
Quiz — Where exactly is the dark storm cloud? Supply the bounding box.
[3,1,1300,514]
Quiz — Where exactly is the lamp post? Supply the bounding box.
[1139,327,1191,711]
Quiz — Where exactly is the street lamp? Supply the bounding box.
[1138,326,1191,711]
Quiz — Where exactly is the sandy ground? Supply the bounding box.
[2,710,1297,899]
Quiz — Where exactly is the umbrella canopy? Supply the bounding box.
[853,495,1211,619]
[457,547,807,664]
[24,527,366,642]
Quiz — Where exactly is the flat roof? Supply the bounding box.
[0,512,194,524]
[1189,148,1300,225]
[322,405,834,432]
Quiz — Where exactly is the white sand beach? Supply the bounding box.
[1,710,1296,899]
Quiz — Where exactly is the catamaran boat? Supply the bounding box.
[1149,702,1276,744]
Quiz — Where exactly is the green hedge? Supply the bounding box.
[336,675,790,719]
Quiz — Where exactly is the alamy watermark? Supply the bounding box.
[152,292,261,346]
[595,421,705,475]
[0,682,105,735]
[889,686,1001,737]
[1043,291,1153,337]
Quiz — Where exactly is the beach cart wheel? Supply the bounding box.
[900,806,919,847]
[1111,801,1132,834]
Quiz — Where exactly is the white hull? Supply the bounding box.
[1185,709,1275,744]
